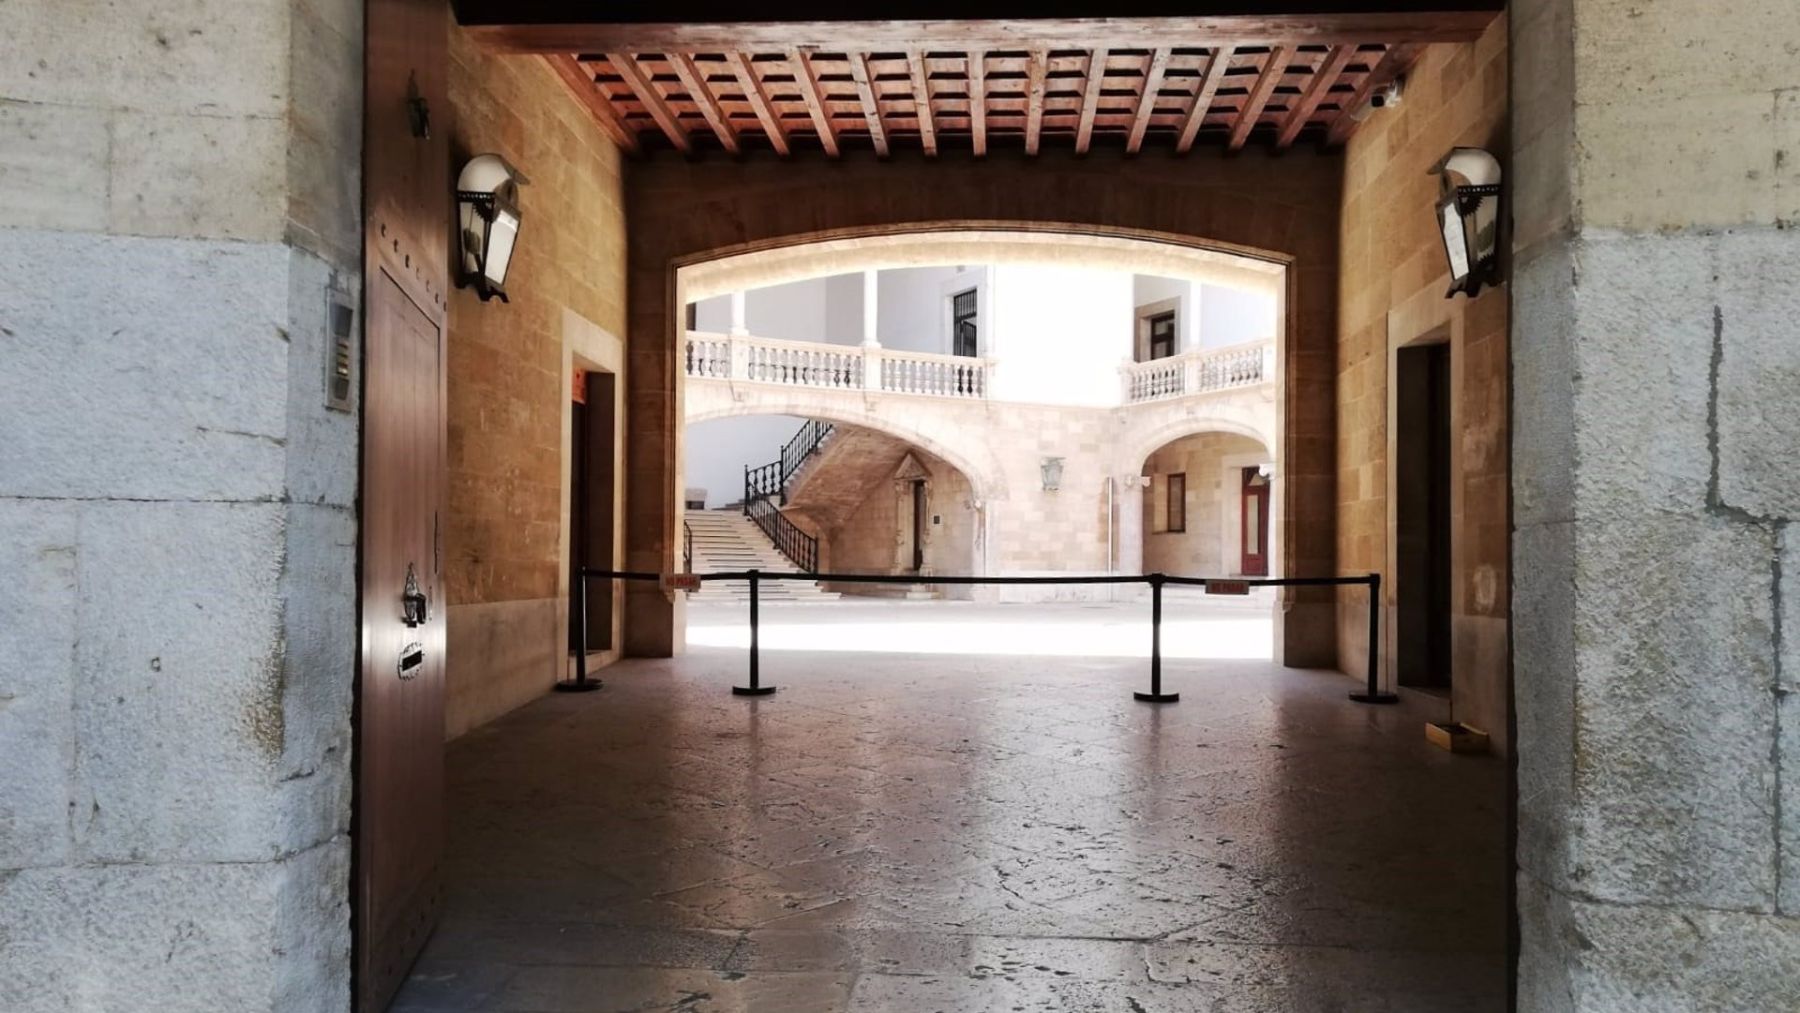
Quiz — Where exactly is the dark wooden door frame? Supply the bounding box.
[1240,467,1269,576]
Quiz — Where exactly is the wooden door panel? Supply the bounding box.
[360,0,448,1008]
[358,271,446,1011]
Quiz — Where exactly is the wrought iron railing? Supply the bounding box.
[683,519,693,572]
[739,418,835,572]
[744,495,819,573]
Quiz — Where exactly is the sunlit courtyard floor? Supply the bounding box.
[394,599,1508,1012]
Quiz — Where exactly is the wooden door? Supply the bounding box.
[910,479,926,572]
[1240,468,1269,576]
[359,0,448,1009]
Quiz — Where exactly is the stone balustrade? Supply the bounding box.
[1119,339,1276,404]
[685,331,991,400]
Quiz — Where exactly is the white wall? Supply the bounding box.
[877,266,970,353]
[988,264,1133,407]
[685,415,808,508]
[1198,283,1277,348]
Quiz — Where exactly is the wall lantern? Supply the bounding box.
[1040,457,1064,492]
[1430,147,1502,298]
[456,154,527,302]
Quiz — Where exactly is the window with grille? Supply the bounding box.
[951,288,979,358]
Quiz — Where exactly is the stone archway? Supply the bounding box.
[623,150,1342,664]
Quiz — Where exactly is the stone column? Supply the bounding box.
[861,269,880,347]
[728,289,749,336]
[1512,0,1800,1005]
[0,0,362,1007]
[1116,476,1146,576]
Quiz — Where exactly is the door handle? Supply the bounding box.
[402,562,429,627]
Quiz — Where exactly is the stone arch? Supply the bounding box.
[1121,415,1275,478]
[684,401,1008,506]
[627,150,1342,662]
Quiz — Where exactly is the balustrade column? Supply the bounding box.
[863,346,882,390]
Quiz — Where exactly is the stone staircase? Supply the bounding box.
[684,510,839,602]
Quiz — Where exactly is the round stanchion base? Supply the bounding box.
[1348,691,1400,704]
[554,679,603,693]
[1133,691,1180,703]
[732,685,778,696]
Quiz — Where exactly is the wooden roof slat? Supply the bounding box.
[1227,45,1290,152]
[1326,43,1421,145]
[1175,46,1232,153]
[1023,50,1048,156]
[1075,48,1108,154]
[724,51,790,155]
[1276,44,1354,149]
[968,51,988,157]
[906,51,939,157]
[545,55,641,154]
[788,48,841,156]
[469,12,1503,53]
[667,52,739,153]
[607,52,692,153]
[847,51,890,157]
[1125,47,1170,155]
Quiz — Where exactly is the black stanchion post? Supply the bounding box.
[556,569,602,692]
[733,569,776,696]
[1135,573,1179,703]
[1349,572,1397,704]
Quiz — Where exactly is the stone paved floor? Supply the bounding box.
[393,602,1508,1012]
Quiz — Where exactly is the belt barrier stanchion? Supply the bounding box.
[1349,572,1397,704]
[556,570,602,692]
[733,568,776,696]
[1135,573,1179,703]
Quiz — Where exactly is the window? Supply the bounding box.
[951,288,979,358]
[1148,311,1177,360]
[1167,472,1186,533]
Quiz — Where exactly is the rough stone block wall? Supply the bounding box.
[0,0,361,1008]
[1336,17,1512,749]
[1512,0,1800,1003]
[442,19,627,737]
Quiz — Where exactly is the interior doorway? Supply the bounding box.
[1240,466,1270,576]
[909,478,927,572]
[1395,341,1452,689]
[570,368,616,654]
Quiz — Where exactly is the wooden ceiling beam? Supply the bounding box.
[724,51,790,155]
[1023,50,1048,157]
[545,55,641,154]
[968,51,988,157]
[1325,43,1421,145]
[907,51,939,157]
[667,52,739,153]
[847,51,890,158]
[607,52,692,153]
[1275,44,1353,149]
[1227,45,1290,151]
[1125,47,1169,155]
[1175,45,1232,153]
[1074,48,1108,155]
[465,12,1502,53]
[789,49,841,157]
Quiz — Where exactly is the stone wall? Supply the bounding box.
[632,152,1343,660]
[442,21,628,737]
[0,0,362,1008]
[1142,432,1271,577]
[1336,18,1512,751]
[1511,0,1800,1004]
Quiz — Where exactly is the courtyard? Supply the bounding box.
[393,601,1506,1011]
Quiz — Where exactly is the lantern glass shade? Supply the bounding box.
[1430,147,1502,297]
[1439,199,1471,282]
[456,154,527,301]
